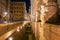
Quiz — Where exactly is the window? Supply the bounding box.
[17,11,18,13]
[14,11,16,13]
[10,7,13,9]
[10,11,13,13]
[17,7,18,9]
[19,11,21,13]
[22,11,23,13]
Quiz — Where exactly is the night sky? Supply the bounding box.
[11,0,31,12]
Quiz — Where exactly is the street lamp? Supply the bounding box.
[17,26,20,32]
[8,37,13,40]
[3,11,10,23]
[3,11,7,16]
[3,12,8,17]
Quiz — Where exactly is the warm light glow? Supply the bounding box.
[7,32,11,36]
[23,22,26,26]
[40,5,46,26]
[36,12,38,21]
[22,21,30,27]
[17,27,20,32]
[20,26,22,29]
[3,12,8,15]
[41,5,45,14]
[2,11,8,18]
[45,7,48,12]
[40,5,46,20]
[8,37,13,40]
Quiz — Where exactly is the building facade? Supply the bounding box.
[9,2,26,21]
[31,0,58,40]
[0,0,8,23]
[31,0,58,22]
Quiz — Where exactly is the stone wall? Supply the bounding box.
[36,22,60,40]
[44,23,60,40]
